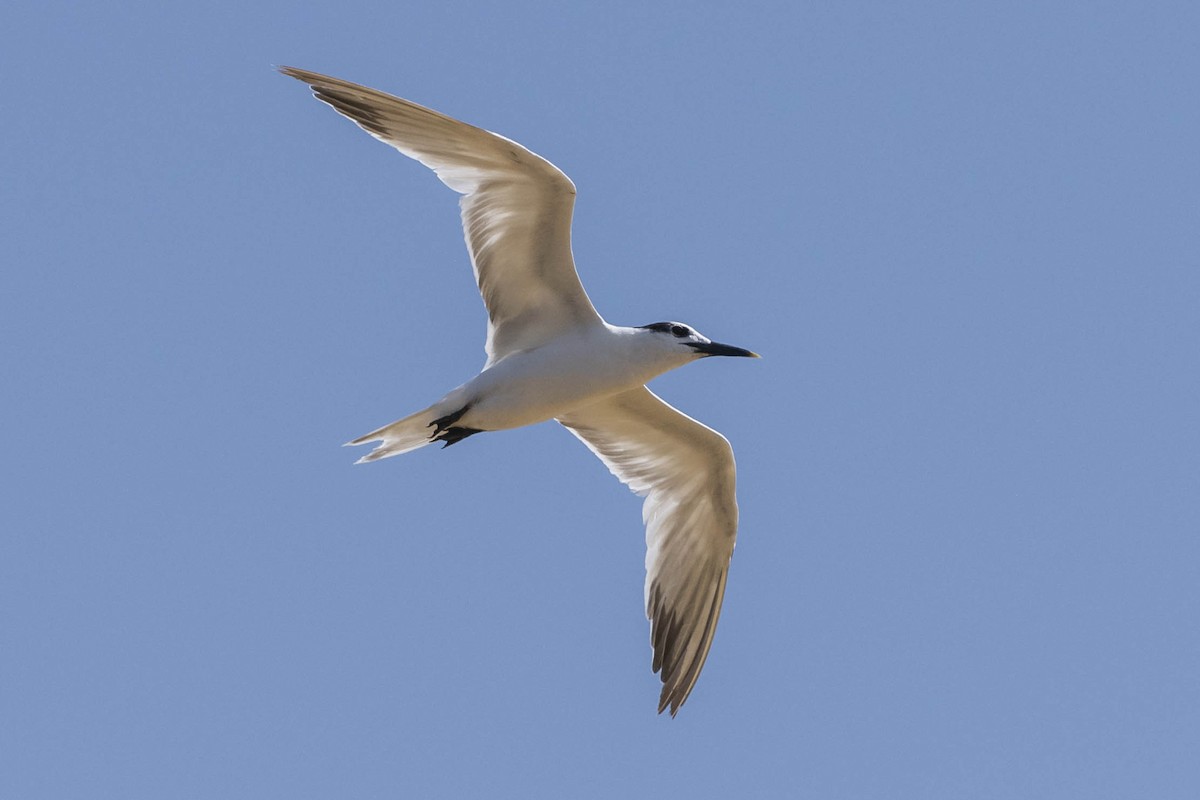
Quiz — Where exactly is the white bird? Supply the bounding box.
[281,67,759,715]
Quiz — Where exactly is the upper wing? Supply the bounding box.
[557,387,739,715]
[280,67,604,363]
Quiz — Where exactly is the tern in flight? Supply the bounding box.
[281,67,759,715]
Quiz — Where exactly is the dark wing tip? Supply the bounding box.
[277,65,314,82]
[658,687,684,717]
[277,65,311,85]
[277,67,397,140]
[648,582,699,718]
[648,568,729,718]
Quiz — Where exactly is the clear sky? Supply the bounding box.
[3,1,1198,797]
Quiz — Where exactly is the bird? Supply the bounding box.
[280,67,759,715]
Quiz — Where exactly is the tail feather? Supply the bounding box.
[345,405,439,463]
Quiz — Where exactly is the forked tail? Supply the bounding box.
[344,405,440,463]
[345,401,482,462]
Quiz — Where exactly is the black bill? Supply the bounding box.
[688,341,761,358]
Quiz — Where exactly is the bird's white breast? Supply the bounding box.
[454,326,678,431]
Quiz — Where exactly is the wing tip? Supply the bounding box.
[657,687,685,717]
[277,65,305,82]
[647,567,730,718]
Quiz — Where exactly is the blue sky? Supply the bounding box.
[3,1,1199,797]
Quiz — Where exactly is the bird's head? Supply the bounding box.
[635,321,760,364]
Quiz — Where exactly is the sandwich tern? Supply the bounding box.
[281,67,759,715]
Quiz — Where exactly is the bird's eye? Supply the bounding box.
[670,325,689,338]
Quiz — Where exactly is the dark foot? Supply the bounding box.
[435,426,484,448]
[428,406,484,447]
[429,406,470,436]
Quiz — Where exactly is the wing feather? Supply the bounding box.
[280,67,603,362]
[557,387,739,715]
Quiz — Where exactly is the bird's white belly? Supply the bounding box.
[456,342,654,431]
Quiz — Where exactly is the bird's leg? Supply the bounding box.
[429,406,469,435]
[434,426,484,448]
[428,405,484,448]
